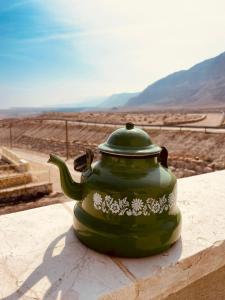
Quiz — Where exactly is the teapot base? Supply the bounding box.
[74,230,177,257]
[73,206,181,258]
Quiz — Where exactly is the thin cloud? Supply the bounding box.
[19,25,150,44]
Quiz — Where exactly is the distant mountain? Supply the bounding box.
[53,96,107,109]
[50,93,139,111]
[127,52,225,108]
[0,93,139,117]
[99,92,139,108]
[49,93,139,111]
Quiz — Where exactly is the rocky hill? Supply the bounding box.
[127,52,225,108]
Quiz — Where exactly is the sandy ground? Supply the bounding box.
[40,112,208,126]
[39,111,225,126]
[182,112,224,127]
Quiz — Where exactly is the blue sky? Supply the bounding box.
[0,2,87,80]
[1,0,225,108]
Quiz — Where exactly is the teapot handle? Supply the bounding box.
[159,146,168,168]
[74,149,94,172]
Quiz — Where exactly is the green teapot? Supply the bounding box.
[48,123,181,257]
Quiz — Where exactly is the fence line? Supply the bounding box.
[65,120,69,160]
[0,118,225,159]
[1,116,225,129]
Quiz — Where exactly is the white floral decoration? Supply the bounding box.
[93,192,102,210]
[151,200,161,214]
[110,201,120,214]
[92,184,177,216]
[132,198,143,211]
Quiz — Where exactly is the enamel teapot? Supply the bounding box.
[48,123,181,257]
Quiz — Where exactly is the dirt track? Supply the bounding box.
[182,112,224,127]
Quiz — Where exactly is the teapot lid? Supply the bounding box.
[98,122,161,156]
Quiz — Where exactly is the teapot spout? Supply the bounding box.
[48,154,83,201]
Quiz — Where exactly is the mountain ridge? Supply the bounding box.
[127,51,225,108]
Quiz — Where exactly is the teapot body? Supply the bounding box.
[74,153,181,257]
[49,122,182,257]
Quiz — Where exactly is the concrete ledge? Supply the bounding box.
[166,264,225,299]
[1,147,30,172]
[0,170,225,299]
[101,241,225,300]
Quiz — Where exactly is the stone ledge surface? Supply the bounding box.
[0,170,225,300]
[0,202,131,300]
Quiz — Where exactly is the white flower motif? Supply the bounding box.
[118,197,129,209]
[132,198,143,211]
[126,209,132,216]
[110,201,120,214]
[151,200,161,214]
[143,205,149,216]
[132,209,142,216]
[93,193,102,205]
[146,198,151,205]
[146,198,154,209]
[92,190,176,216]
[102,202,107,213]
[168,185,176,208]
[157,195,166,213]
[105,195,113,206]
[168,193,176,208]
[93,192,102,210]
[164,205,168,211]
[159,195,167,206]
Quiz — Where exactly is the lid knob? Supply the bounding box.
[126,122,134,130]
